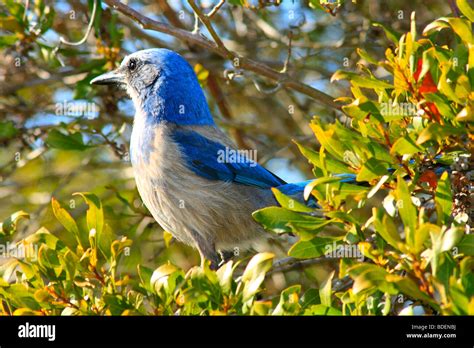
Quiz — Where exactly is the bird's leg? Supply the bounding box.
[190,230,220,270]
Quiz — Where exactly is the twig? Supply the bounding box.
[252,79,284,94]
[192,12,200,34]
[101,0,340,110]
[187,0,231,57]
[268,256,330,275]
[59,0,98,46]
[448,0,460,17]
[52,0,98,66]
[281,31,293,73]
[251,31,292,95]
[208,0,226,18]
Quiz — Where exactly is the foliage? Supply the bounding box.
[0,195,317,315]
[255,6,474,315]
[0,0,472,316]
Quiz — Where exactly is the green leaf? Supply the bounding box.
[319,271,334,307]
[228,0,246,5]
[98,224,114,260]
[424,94,457,120]
[460,257,474,296]
[373,208,403,251]
[457,0,474,21]
[150,263,179,295]
[391,135,422,156]
[24,227,67,252]
[356,158,389,182]
[436,253,456,290]
[216,260,234,294]
[387,274,439,308]
[0,210,29,236]
[294,141,352,174]
[349,264,397,295]
[271,188,314,213]
[288,236,341,259]
[357,48,380,65]
[458,234,474,256]
[45,129,89,151]
[73,192,104,236]
[272,285,301,315]
[51,198,82,248]
[424,17,473,44]
[344,100,383,121]
[253,207,332,235]
[414,223,436,254]
[331,70,393,89]
[438,62,462,104]
[0,121,18,140]
[300,288,320,310]
[395,177,417,249]
[37,244,61,271]
[309,121,347,159]
[304,176,350,200]
[39,5,55,34]
[308,0,325,10]
[372,22,402,44]
[435,171,452,225]
[417,122,464,144]
[0,34,18,48]
[440,227,464,253]
[303,304,342,315]
[242,252,274,301]
[137,264,154,292]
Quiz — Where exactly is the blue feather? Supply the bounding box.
[139,49,216,126]
[171,129,286,189]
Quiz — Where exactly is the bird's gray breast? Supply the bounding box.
[129,118,187,238]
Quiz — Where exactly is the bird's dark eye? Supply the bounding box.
[128,59,137,72]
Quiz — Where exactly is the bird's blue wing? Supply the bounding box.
[171,129,286,189]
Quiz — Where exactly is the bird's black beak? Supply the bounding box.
[90,69,125,85]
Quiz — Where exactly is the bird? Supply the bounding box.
[90,48,338,269]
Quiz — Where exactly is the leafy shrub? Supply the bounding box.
[255,8,474,315]
[0,1,473,316]
[0,195,319,315]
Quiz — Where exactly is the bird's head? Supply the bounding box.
[91,48,214,126]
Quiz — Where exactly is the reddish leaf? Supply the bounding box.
[414,59,441,121]
[419,170,438,189]
[426,102,441,122]
[413,59,438,94]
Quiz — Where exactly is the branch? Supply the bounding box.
[281,31,293,73]
[448,0,460,16]
[187,0,231,57]
[208,0,226,18]
[101,0,340,111]
[268,257,330,275]
[269,257,354,292]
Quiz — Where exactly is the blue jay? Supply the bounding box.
[90,49,337,268]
